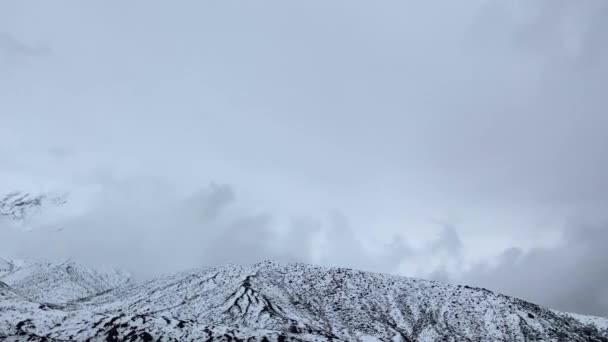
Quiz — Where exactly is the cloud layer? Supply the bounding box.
[0,180,440,278]
[454,223,608,317]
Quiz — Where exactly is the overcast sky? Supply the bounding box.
[1,1,607,317]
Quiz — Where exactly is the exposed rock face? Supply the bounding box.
[0,260,606,341]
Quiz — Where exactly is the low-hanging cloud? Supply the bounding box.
[454,222,608,317]
[0,179,432,278]
[425,0,608,317]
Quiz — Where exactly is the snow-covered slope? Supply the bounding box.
[0,258,131,303]
[0,260,606,341]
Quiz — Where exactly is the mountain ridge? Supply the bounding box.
[0,259,606,341]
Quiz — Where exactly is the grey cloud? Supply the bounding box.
[0,180,416,277]
[429,223,463,259]
[457,222,608,317]
[0,176,467,280]
[0,33,49,58]
[278,217,322,264]
[185,183,235,220]
[471,5,608,318]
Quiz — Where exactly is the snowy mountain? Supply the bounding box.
[0,192,66,222]
[0,259,131,303]
[0,260,606,341]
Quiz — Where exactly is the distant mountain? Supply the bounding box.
[0,192,66,222]
[0,260,606,341]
